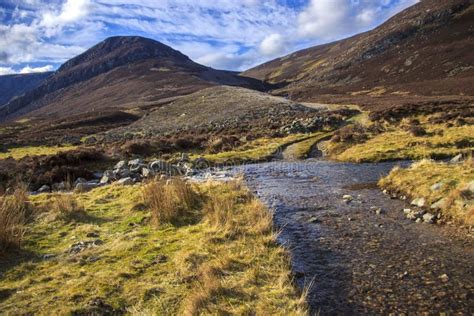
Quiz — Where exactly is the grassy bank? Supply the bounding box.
[332,123,473,163]
[379,159,474,225]
[0,145,78,160]
[0,180,307,314]
[194,133,320,164]
[282,132,331,160]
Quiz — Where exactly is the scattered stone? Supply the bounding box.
[75,182,98,193]
[343,194,353,201]
[403,208,412,214]
[117,177,134,186]
[411,197,426,207]
[37,185,51,193]
[86,232,100,238]
[114,160,127,169]
[128,158,144,167]
[439,274,449,282]
[42,254,56,260]
[430,182,443,192]
[308,216,320,223]
[74,178,88,186]
[67,239,103,254]
[423,213,436,224]
[450,154,463,163]
[431,198,446,210]
[100,175,111,184]
[142,167,153,178]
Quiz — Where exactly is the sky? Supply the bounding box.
[0,0,419,75]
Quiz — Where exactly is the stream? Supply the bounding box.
[231,159,473,314]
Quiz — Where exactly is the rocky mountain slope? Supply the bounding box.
[0,36,266,122]
[243,0,473,107]
[0,72,52,107]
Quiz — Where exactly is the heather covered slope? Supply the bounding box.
[0,72,52,107]
[0,36,267,122]
[243,0,474,104]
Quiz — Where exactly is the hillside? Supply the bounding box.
[0,72,52,107]
[243,0,474,108]
[0,37,266,120]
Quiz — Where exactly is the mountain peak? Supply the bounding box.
[58,36,190,74]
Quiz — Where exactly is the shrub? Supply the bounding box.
[143,178,200,226]
[408,125,427,137]
[0,186,30,253]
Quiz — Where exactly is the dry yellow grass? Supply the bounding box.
[379,159,474,225]
[0,181,307,314]
[0,186,29,253]
[142,178,200,226]
[336,123,473,162]
[0,145,77,160]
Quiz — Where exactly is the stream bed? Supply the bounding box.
[233,159,473,314]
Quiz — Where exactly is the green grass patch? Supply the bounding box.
[282,132,331,160]
[0,145,78,160]
[193,134,315,164]
[335,124,473,162]
[0,182,307,314]
[379,159,474,225]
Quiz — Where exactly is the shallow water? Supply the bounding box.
[234,159,473,314]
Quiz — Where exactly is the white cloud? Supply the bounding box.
[0,67,16,75]
[298,0,349,40]
[19,64,54,73]
[0,0,420,71]
[260,33,286,57]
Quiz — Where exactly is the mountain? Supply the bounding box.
[0,36,267,122]
[0,72,52,107]
[243,0,473,106]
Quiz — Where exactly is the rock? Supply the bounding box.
[42,254,56,260]
[343,194,353,201]
[423,213,436,223]
[115,168,131,179]
[403,208,412,214]
[180,153,190,162]
[75,182,98,193]
[193,157,210,170]
[37,185,51,193]
[86,232,100,238]
[308,216,320,223]
[431,198,446,210]
[450,154,463,163]
[93,172,103,179]
[117,177,134,186]
[375,208,383,215]
[405,209,424,220]
[100,175,111,184]
[74,178,88,186]
[430,182,443,192]
[128,158,144,167]
[439,274,449,282]
[150,160,171,173]
[411,197,426,207]
[142,167,153,178]
[68,240,103,254]
[114,160,127,170]
[464,180,474,194]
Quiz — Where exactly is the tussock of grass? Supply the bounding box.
[47,194,87,222]
[0,186,29,253]
[0,181,307,314]
[143,178,200,226]
[0,145,78,160]
[379,159,474,225]
[335,123,473,162]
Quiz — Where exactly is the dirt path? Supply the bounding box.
[236,160,473,314]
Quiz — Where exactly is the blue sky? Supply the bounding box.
[0,0,418,75]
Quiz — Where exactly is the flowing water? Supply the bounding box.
[231,159,473,314]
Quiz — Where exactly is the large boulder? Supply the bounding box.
[114,160,127,170]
